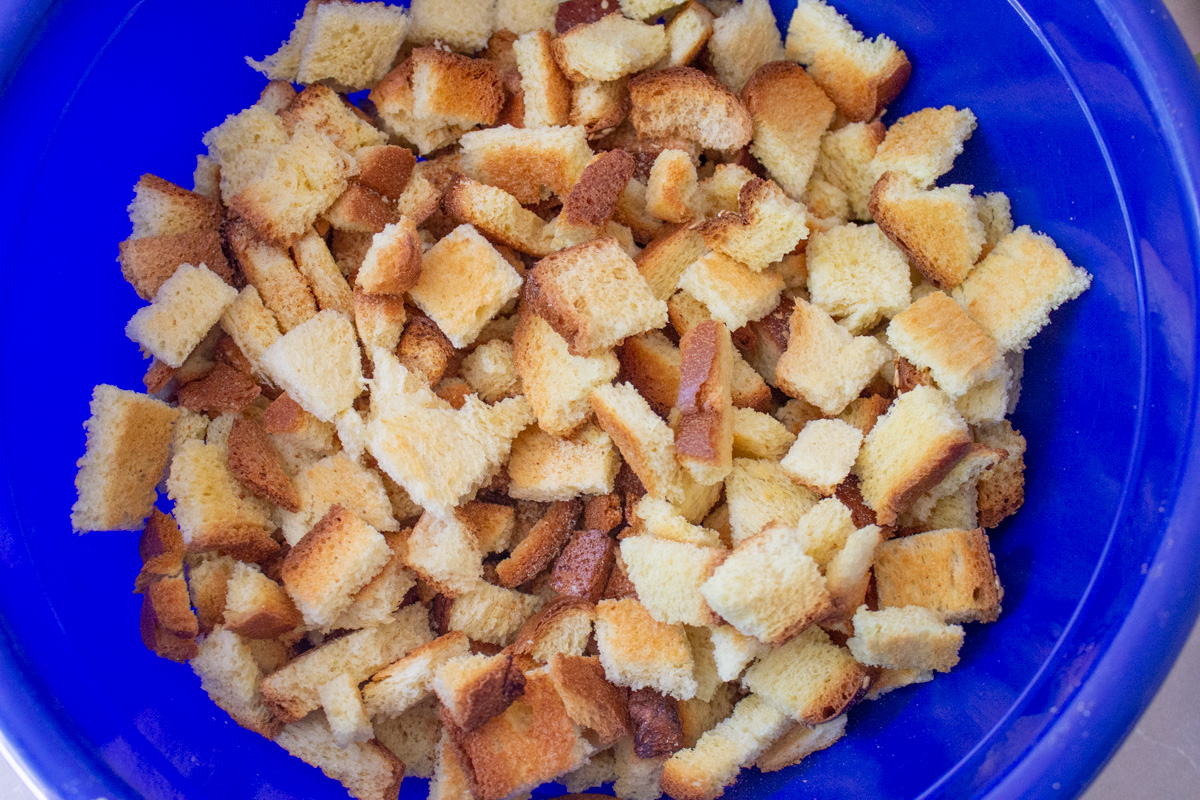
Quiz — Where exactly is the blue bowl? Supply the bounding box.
[1,1,1198,798]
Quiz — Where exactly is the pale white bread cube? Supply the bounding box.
[781,418,863,495]
[332,533,417,632]
[686,626,722,703]
[864,667,934,702]
[551,14,669,82]
[698,163,756,216]
[202,105,290,203]
[362,631,471,719]
[813,120,885,221]
[278,452,399,546]
[805,222,911,334]
[741,61,835,199]
[125,264,237,368]
[318,673,374,747]
[646,149,702,224]
[731,407,796,461]
[594,598,697,700]
[220,286,282,382]
[407,0,494,53]
[620,536,725,626]
[678,252,784,331]
[976,191,1015,253]
[708,623,769,683]
[404,511,485,596]
[508,423,620,501]
[873,527,1003,623]
[631,495,723,548]
[260,310,363,422]
[847,604,964,673]
[570,78,633,139]
[698,178,808,272]
[707,0,784,92]
[590,382,685,504]
[461,339,522,402]
[246,2,325,81]
[869,105,978,189]
[513,312,619,436]
[664,1,715,67]
[620,0,687,20]
[724,458,819,546]
[293,2,411,90]
[274,713,404,800]
[496,0,558,34]
[372,697,440,779]
[742,625,870,723]
[823,523,881,621]
[888,291,1004,399]
[791,495,857,569]
[191,627,279,737]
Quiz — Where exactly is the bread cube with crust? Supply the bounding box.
[525,237,668,356]
[278,84,388,153]
[952,226,1092,353]
[974,420,1027,528]
[595,598,697,700]
[509,596,595,664]
[274,713,405,800]
[814,121,885,220]
[125,264,238,368]
[618,331,682,418]
[227,220,319,333]
[369,60,470,155]
[279,452,398,545]
[742,626,869,723]
[333,532,417,631]
[363,631,471,719]
[461,125,593,205]
[140,573,198,661]
[571,78,632,138]
[724,458,819,546]
[975,191,1014,255]
[755,715,846,773]
[508,423,620,501]
[260,310,363,422]
[354,144,416,201]
[127,173,223,239]
[741,61,835,199]
[202,105,290,203]
[286,2,410,90]
[515,30,572,128]
[409,48,505,129]
[665,1,714,67]
[318,673,374,747]
[404,511,485,596]
[806,222,911,333]
[446,582,543,645]
[870,173,987,290]
[551,14,668,81]
[495,498,583,588]
[887,291,1003,399]
[118,229,232,301]
[631,495,722,548]
[774,298,890,416]
[553,149,637,248]
[590,382,685,504]
[223,561,301,639]
[784,0,910,123]
[356,217,422,297]
[372,697,440,779]
[551,530,617,603]
[709,624,769,682]
[708,0,785,91]
[781,419,863,496]
[847,605,964,673]
[675,320,734,486]
[408,224,523,348]
[874,527,1003,623]
[220,287,283,381]
[441,175,554,256]
[636,226,706,302]
[731,407,795,460]
[514,312,619,436]
[822,522,880,621]
[290,230,353,318]
[191,627,279,737]
[407,0,494,53]
[460,340,521,403]
[620,536,725,627]
[854,385,972,526]
[629,66,753,152]
[434,653,527,732]
[869,106,978,189]
[71,386,179,532]
[548,654,630,747]
[678,252,784,331]
[496,0,559,34]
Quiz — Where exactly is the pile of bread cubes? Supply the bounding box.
[69,0,1092,798]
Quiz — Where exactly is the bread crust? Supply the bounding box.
[226,416,301,512]
[547,654,630,746]
[628,688,684,758]
[444,654,528,732]
[119,230,233,300]
[560,149,636,230]
[496,499,583,588]
[550,529,617,602]
[177,363,262,415]
[675,320,733,484]
[355,145,417,200]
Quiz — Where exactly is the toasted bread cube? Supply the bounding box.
[823,522,880,621]
[620,536,725,627]
[290,2,410,90]
[511,596,594,663]
[550,529,617,603]
[675,320,734,485]
[976,191,1014,254]
[627,687,684,758]
[618,331,682,418]
[613,734,669,800]
[188,556,235,635]
[496,0,559,34]
[632,495,721,548]
[636,226,706,302]
[952,226,1092,353]
[223,561,301,639]
[615,177,667,243]
[784,0,910,123]
[373,697,440,778]
[741,61,835,199]
[275,713,405,800]
[441,175,554,256]
[434,653,527,732]
[678,683,737,750]
[629,66,753,152]
[974,420,1027,528]
[71,386,179,532]
[460,124,593,205]
[118,230,232,301]
[430,726,473,800]
[446,581,543,645]
[444,670,594,800]
[874,527,1003,623]
[495,498,583,588]
[847,605,964,673]
[333,533,418,631]
[595,598,696,699]
[781,419,863,495]
[220,287,283,381]
[167,440,277,560]
[318,673,374,747]
[790,496,858,568]
[405,511,484,596]
[141,574,199,660]
[356,217,422,297]
[571,78,632,138]
[125,264,238,368]
[409,48,505,129]
[730,408,795,461]
[708,0,784,91]
[192,153,222,200]
[659,693,790,800]
[724,458,819,546]
[226,221,319,333]
[805,222,911,333]
[709,624,769,682]
[408,0,494,52]
[396,314,457,386]
[353,291,407,354]
[260,310,363,422]
[461,340,521,402]
[552,14,668,81]
[698,163,755,216]
[291,229,354,317]
[363,631,472,719]
[202,105,290,202]
[869,105,977,188]
[508,423,620,501]
[191,627,279,736]
[549,654,629,747]
[408,224,523,348]
[514,312,620,435]
[127,173,223,239]
[554,149,637,248]
[261,604,433,722]
[526,237,668,356]
[667,292,774,413]
[678,252,784,331]
[368,353,534,513]
[864,667,934,701]
[279,84,388,153]
[280,452,399,544]
[665,1,714,67]
[354,144,416,201]
[870,173,986,290]
[854,385,972,526]
[225,414,299,510]
[455,501,517,555]
[369,60,470,155]
[775,298,889,415]
[742,626,869,723]
[887,291,1003,399]
[134,509,185,591]
[755,716,846,773]
[646,150,701,224]
[590,382,684,504]
[814,121,885,220]
[514,30,572,128]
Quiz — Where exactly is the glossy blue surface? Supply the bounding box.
[0,1,1197,798]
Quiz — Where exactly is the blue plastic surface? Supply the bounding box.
[0,1,1198,798]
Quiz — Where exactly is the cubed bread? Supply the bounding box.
[356,217,423,297]
[659,693,790,800]
[118,230,232,301]
[508,423,620,501]
[495,498,583,588]
[318,673,374,748]
[279,84,388,153]
[869,106,978,189]
[873,527,1004,623]
[781,418,863,495]
[71,386,179,532]
[698,163,756,216]
[571,78,632,138]
[134,509,184,592]
[274,713,405,800]
[280,452,399,545]
[441,175,554,256]
[127,173,223,239]
[974,420,1027,528]
[220,287,283,381]
[952,226,1092,353]
[461,124,593,205]
[594,598,697,699]
[408,0,494,53]
[434,653,527,732]
[227,221,319,333]
[290,230,353,318]
[514,30,572,128]
[554,149,637,247]
[755,716,846,773]
[430,726,473,800]
[787,496,857,569]
[408,224,524,348]
[367,352,534,513]
[446,582,543,645]
[260,310,363,422]
[618,331,682,418]
[774,298,890,416]
[847,604,964,673]
[404,511,485,596]
[188,556,235,635]
[976,191,1014,255]
[631,495,721,548]
[724,458,819,546]
[456,502,517,555]
[353,291,407,355]
[225,415,299,511]
[742,625,869,723]
[373,697,441,779]
[460,340,521,403]
[354,144,416,201]
[813,121,885,220]
[513,312,620,436]
[190,627,279,736]
[708,0,785,91]
[202,105,290,202]
[664,1,715,67]
[853,385,972,526]
[497,0,559,34]
[708,624,769,682]
[508,595,596,663]
[223,560,301,639]
[741,61,835,199]
[620,536,724,627]
[525,237,667,356]
[645,149,701,224]
[395,314,457,386]
[678,251,784,331]
[870,172,987,289]
[333,532,418,631]
[675,320,734,485]
[887,291,1003,399]
[636,226,706,302]
[784,0,910,123]
[551,14,668,81]
[551,530,617,603]
[369,59,470,155]
[590,382,684,504]
[822,522,881,621]
[409,48,505,129]
[731,407,795,460]
[805,222,911,333]
[141,574,199,661]
[549,653,630,746]
[363,631,472,719]
[288,2,410,90]
[629,66,752,151]
[125,264,238,368]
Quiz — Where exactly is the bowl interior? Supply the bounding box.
[0,1,1188,799]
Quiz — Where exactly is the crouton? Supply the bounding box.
[71,386,179,532]
[887,291,1003,399]
[496,499,583,588]
[430,727,473,800]
[125,263,238,368]
[550,529,617,603]
[289,230,354,318]
[954,353,1020,425]
[571,78,632,138]
[620,536,724,627]
[617,331,682,418]
[595,598,696,699]
[409,48,505,129]
[631,495,722,548]
[784,0,910,123]
[408,0,494,53]
[512,30,571,128]
[869,105,977,189]
[220,287,283,381]
[821,522,880,622]
[545,654,629,748]
[810,222,911,330]
[590,382,684,504]
[774,298,889,415]
[118,230,232,301]
[460,340,521,402]
[675,320,734,485]
[659,693,790,800]
[665,1,714,67]
[134,509,184,591]
[140,574,199,661]
[629,67,752,151]
[678,683,737,750]
[202,105,291,202]
[952,226,1091,353]
[584,493,624,534]
[434,653,527,733]
[781,419,863,496]
[226,221,319,333]
[260,310,363,422]
[677,253,784,335]
[325,183,398,235]
[441,175,554,256]
[280,452,399,544]
[698,163,756,216]
[318,673,374,748]
[333,532,418,630]
[740,61,835,199]
[513,312,619,436]
[261,604,433,723]
[127,173,223,239]
[847,605,964,673]
[226,416,300,511]
[636,226,706,302]
[373,697,441,779]
[287,1,410,90]
[396,314,457,385]
[646,150,701,223]
[552,14,668,82]
[363,631,472,719]
[461,124,594,205]
[405,511,485,596]
[190,628,278,736]
[755,716,846,773]
[353,291,407,354]
[509,596,595,664]
[724,458,819,546]
[496,0,559,34]
[613,734,668,800]
[553,148,637,249]
[188,556,236,635]
[708,624,768,682]
[446,582,543,645]
[626,688,684,760]
[275,713,405,800]
[562,750,618,794]
[812,121,884,221]
[730,407,794,460]
[873,527,1003,623]
[192,154,222,200]
[708,0,785,92]
[369,60,471,155]
[700,180,809,274]
[853,385,972,526]
[508,424,620,502]
[975,191,1014,255]
[974,420,1026,528]
[279,84,388,153]
[742,625,869,723]
[354,144,416,201]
